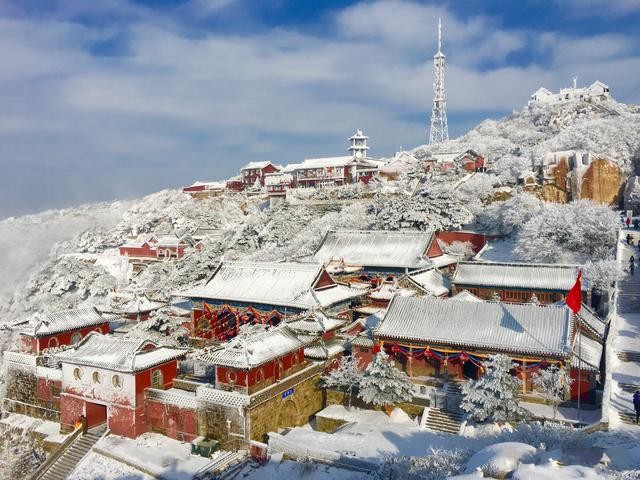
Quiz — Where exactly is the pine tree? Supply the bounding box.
[531,364,573,420]
[357,351,414,414]
[460,354,527,423]
[322,354,363,409]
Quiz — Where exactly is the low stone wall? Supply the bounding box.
[4,367,60,422]
[326,389,425,418]
[315,415,348,433]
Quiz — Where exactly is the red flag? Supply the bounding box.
[566,270,582,315]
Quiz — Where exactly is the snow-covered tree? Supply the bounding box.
[357,351,414,414]
[583,259,621,294]
[440,240,475,259]
[367,188,470,232]
[488,154,533,185]
[515,200,619,263]
[322,354,363,409]
[461,354,527,423]
[531,364,573,420]
[475,193,542,235]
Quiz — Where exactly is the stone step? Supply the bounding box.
[617,351,640,362]
[617,411,640,425]
[619,383,640,394]
[424,407,463,434]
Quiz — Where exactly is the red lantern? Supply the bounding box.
[373,343,381,353]
[392,344,400,353]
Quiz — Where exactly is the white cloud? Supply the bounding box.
[0,0,639,216]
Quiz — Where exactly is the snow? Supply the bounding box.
[464,442,536,477]
[68,451,154,480]
[236,458,371,480]
[511,462,606,479]
[88,433,213,479]
[316,405,413,426]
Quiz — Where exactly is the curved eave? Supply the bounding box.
[375,334,570,360]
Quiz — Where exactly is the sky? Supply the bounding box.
[0,0,639,219]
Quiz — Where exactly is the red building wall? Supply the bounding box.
[32,323,110,354]
[426,238,443,258]
[570,368,595,403]
[435,231,490,254]
[146,399,198,442]
[119,243,156,258]
[37,378,62,404]
[135,361,179,405]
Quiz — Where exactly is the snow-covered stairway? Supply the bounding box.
[423,407,464,434]
[33,425,107,480]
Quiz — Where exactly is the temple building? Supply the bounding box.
[194,326,325,448]
[312,230,445,275]
[451,261,586,305]
[19,308,115,354]
[371,296,601,403]
[424,150,485,173]
[177,261,365,341]
[240,161,280,188]
[54,333,187,437]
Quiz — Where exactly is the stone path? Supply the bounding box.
[608,228,640,429]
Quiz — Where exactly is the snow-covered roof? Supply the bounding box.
[264,173,294,186]
[197,327,303,369]
[155,234,185,247]
[431,253,459,269]
[571,334,603,372]
[21,307,118,338]
[376,296,573,358]
[108,293,166,316]
[370,283,415,301]
[554,301,606,339]
[285,309,348,334]
[405,268,451,297]
[240,161,273,171]
[179,261,363,309]
[426,150,481,164]
[451,290,483,302]
[55,332,186,373]
[184,181,225,189]
[304,339,346,360]
[191,227,223,240]
[452,261,583,292]
[298,156,354,169]
[313,230,434,269]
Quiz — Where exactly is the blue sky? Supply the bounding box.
[1,0,639,218]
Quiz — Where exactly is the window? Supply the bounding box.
[73,368,83,381]
[112,375,123,389]
[151,369,164,389]
[48,337,59,348]
[226,370,237,385]
[291,353,298,366]
[71,333,82,345]
[92,371,101,384]
[255,368,264,383]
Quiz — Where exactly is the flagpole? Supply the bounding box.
[576,313,581,422]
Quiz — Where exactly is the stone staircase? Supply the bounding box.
[617,351,640,362]
[423,407,464,434]
[33,425,107,480]
[616,411,638,426]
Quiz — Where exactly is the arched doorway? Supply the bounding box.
[276,398,300,432]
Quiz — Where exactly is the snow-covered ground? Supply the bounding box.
[606,228,640,440]
[83,432,213,479]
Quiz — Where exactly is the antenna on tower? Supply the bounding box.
[573,76,578,89]
[429,17,449,145]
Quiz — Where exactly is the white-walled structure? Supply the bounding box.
[529,79,611,105]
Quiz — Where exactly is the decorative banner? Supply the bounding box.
[381,342,552,371]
